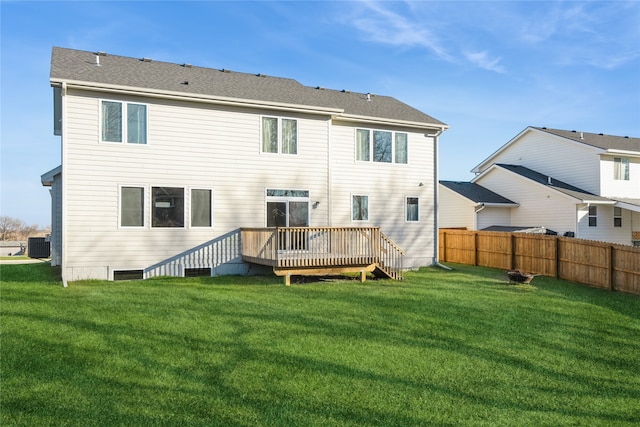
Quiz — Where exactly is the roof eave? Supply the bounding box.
[50,78,344,116]
[332,113,449,132]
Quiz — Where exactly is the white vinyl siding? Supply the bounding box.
[600,155,640,198]
[59,89,331,280]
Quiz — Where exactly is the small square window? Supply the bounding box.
[152,187,184,227]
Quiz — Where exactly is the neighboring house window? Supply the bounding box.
[191,189,213,227]
[152,187,184,227]
[356,129,408,163]
[352,195,369,221]
[614,157,629,180]
[121,186,144,227]
[261,116,297,154]
[101,100,147,144]
[613,207,622,227]
[588,206,597,227]
[406,197,419,222]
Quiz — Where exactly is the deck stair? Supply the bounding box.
[241,227,404,285]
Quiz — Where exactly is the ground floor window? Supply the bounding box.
[191,189,212,227]
[352,195,369,221]
[614,207,622,227]
[406,197,419,222]
[121,186,144,227]
[152,187,185,227]
[588,206,597,227]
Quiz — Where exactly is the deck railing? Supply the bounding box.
[241,227,404,279]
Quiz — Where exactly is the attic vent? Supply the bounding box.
[366,93,371,101]
[624,136,629,138]
[221,69,231,73]
[181,81,189,85]
[547,176,552,184]
[542,127,547,129]
[342,89,351,93]
[141,57,152,62]
[256,73,266,77]
[96,51,107,56]
[182,63,192,68]
[599,133,604,136]
[316,86,325,90]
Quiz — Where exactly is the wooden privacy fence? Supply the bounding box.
[439,229,640,295]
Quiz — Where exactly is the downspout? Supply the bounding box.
[327,118,332,226]
[432,128,452,270]
[474,203,486,231]
[60,82,68,287]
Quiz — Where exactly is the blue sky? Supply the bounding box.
[1,1,639,227]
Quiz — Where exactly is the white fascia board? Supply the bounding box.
[615,200,640,213]
[477,202,520,208]
[603,149,640,158]
[50,79,344,116]
[332,113,449,132]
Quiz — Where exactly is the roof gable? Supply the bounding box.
[50,47,447,129]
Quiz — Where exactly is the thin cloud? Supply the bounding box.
[464,51,506,74]
[350,1,453,61]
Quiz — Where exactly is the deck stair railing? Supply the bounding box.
[241,227,404,280]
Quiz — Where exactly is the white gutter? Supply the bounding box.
[604,149,640,158]
[432,128,452,270]
[60,82,68,288]
[51,79,344,116]
[334,113,449,131]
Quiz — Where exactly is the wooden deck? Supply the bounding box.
[241,227,404,284]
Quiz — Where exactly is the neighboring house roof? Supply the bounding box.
[50,47,448,130]
[532,127,640,152]
[439,181,517,205]
[485,164,614,204]
[41,165,62,186]
[481,225,556,234]
[472,126,639,174]
[613,198,640,213]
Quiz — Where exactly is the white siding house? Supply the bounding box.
[42,47,448,282]
[444,127,640,245]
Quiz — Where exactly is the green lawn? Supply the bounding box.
[1,263,639,426]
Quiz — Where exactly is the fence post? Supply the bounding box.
[441,230,447,262]
[608,245,614,291]
[555,237,560,279]
[510,233,515,270]
[474,232,478,266]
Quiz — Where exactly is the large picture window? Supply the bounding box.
[121,186,144,227]
[356,129,408,163]
[191,189,212,227]
[614,157,629,180]
[101,100,147,144]
[352,195,369,221]
[261,116,297,154]
[152,187,184,227]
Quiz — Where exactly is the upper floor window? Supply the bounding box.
[101,100,147,144]
[356,129,408,163]
[614,157,629,180]
[588,206,597,227]
[261,117,297,154]
[613,207,622,227]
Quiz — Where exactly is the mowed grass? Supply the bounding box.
[1,263,639,426]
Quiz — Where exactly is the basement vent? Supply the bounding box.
[185,268,212,278]
[113,270,144,281]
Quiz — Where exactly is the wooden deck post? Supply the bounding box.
[360,270,366,283]
[285,273,291,286]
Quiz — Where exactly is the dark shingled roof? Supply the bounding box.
[496,164,612,202]
[532,127,639,152]
[440,181,517,204]
[50,47,447,127]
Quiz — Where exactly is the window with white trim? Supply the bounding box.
[588,206,597,227]
[356,129,408,163]
[191,189,213,227]
[120,186,144,227]
[152,187,184,227]
[101,100,147,144]
[613,207,622,227]
[613,157,629,180]
[406,197,419,222]
[352,195,369,221]
[261,116,297,154]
